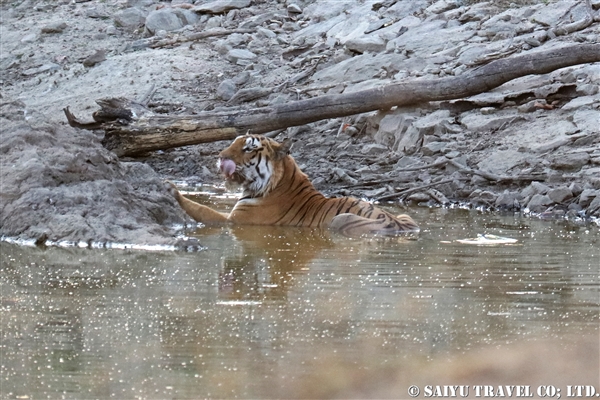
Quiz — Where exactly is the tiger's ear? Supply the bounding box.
[274,138,293,160]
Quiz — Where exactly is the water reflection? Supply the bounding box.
[1,207,599,399]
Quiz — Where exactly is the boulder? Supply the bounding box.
[193,0,252,14]
[114,7,146,30]
[0,109,190,247]
[145,8,198,34]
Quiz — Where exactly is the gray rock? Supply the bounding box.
[569,182,584,196]
[226,48,257,65]
[522,181,550,197]
[22,63,60,76]
[256,27,277,39]
[86,5,111,19]
[82,49,106,67]
[588,195,600,217]
[562,96,599,111]
[547,186,573,203]
[311,52,407,85]
[114,7,147,30]
[460,111,524,132]
[145,8,198,34]
[495,190,521,210]
[426,0,461,14]
[216,79,237,101]
[287,4,303,14]
[422,141,447,156]
[193,0,251,14]
[21,33,38,43]
[572,109,600,133]
[361,143,389,155]
[345,35,386,54]
[579,189,599,208]
[0,115,189,246]
[576,83,599,96]
[469,189,497,205]
[41,22,67,34]
[527,194,553,213]
[395,126,423,155]
[476,150,528,176]
[550,153,590,171]
[205,15,223,29]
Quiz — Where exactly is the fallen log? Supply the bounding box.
[64,43,600,157]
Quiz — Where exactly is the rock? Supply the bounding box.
[361,143,389,155]
[550,153,590,171]
[576,83,599,96]
[216,79,237,101]
[41,22,67,34]
[311,52,406,85]
[572,110,600,133]
[193,0,251,14]
[145,8,198,34]
[579,189,599,208]
[460,111,524,132]
[287,4,303,14]
[495,190,521,211]
[469,189,497,206]
[86,6,111,19]
[522,181,550,197]
[561,95,599,111]
[333,168,358,185]
[588,195,600,217]
[547,186,573,203]
[22,63,60,76]
[21,33,37,43]
[422,141,447,156]
[569,182,584,196]
[476,150,528,176]
[412,110,454,136]
[527,194,553,213]
[226,48,257,65]
[345,35,386,54]
[82,49,106,67]
[0,116,189,246]
[113,7,147,30]
[426,0,461,14]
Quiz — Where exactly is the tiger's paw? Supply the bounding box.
[164,180,183,201]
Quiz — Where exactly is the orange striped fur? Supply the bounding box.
[169,135,419,236]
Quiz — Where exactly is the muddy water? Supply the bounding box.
[1,192,599,399]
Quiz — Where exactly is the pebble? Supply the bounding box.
[82,49,107,67]
[226,48,257,65]
[41,22,67,34]
[216,79,237,101]
[21,33,38,43]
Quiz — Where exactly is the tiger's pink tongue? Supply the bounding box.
[220,159,236,177]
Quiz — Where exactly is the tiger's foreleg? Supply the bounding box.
[166,181,229,224]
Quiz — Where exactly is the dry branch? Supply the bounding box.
[63,43,600,157]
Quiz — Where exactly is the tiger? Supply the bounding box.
[168,134,419,236]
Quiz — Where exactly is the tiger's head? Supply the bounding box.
[217,134,292,197]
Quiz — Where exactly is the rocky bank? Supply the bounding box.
[1,0,600,246]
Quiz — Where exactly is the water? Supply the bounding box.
[1,192,599,399]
